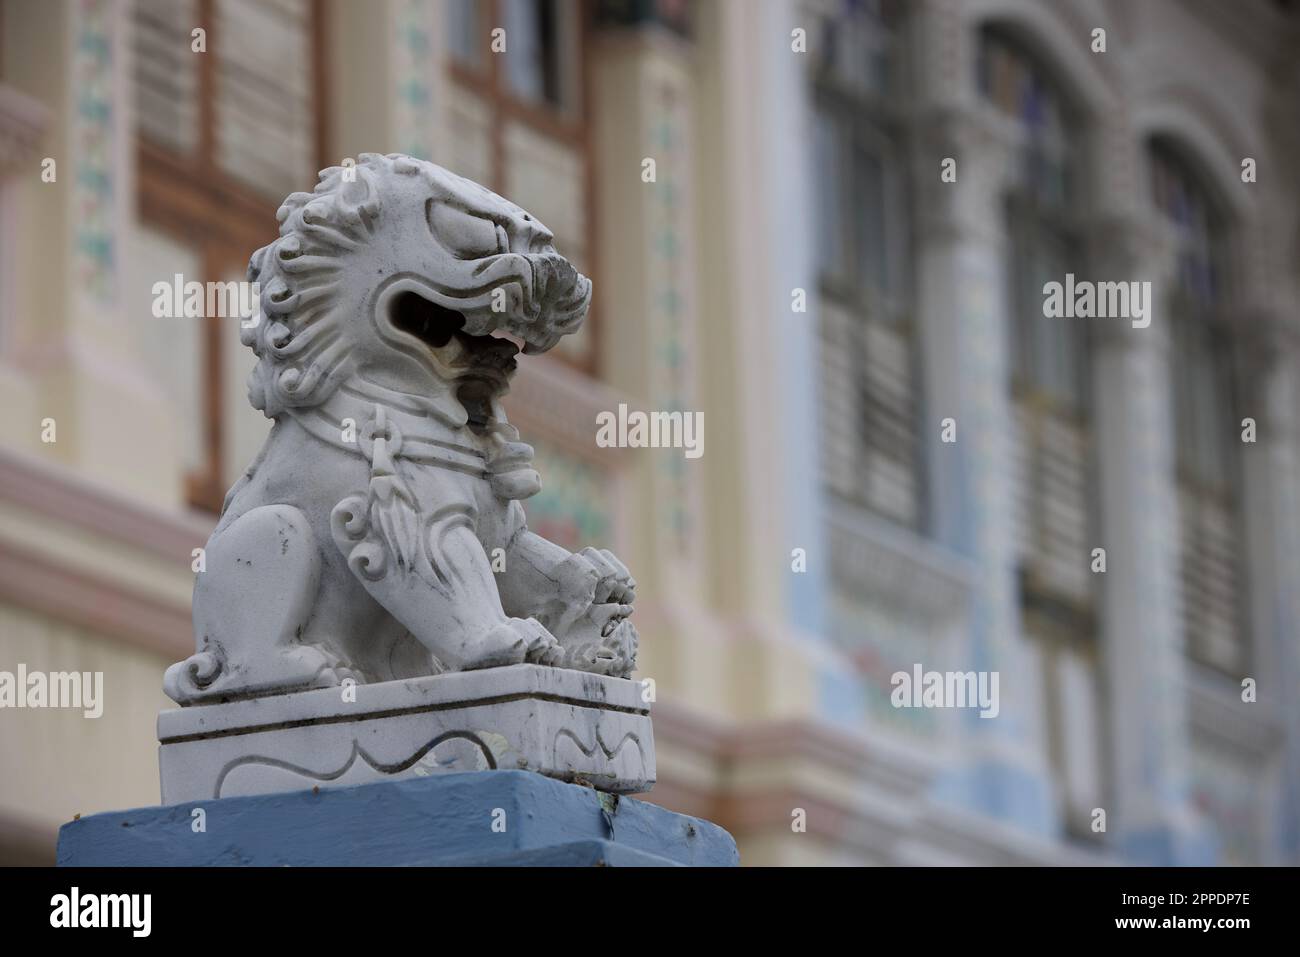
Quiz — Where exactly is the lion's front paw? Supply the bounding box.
[516,616,565,667]
[463,616,562,670]
[579,547,636,606]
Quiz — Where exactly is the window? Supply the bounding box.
[503,0,578,111]
[981,24,1083,409]
[131,0,323,511]
[981,26,1093,606]
[814,0,905,101]
[447,0,484,67]
[809,0,919,529]
[134,0,316,201]
[815,114,894,297]
[980,25,1103,838]
[978,27,1073,208]
[1150,137,1245,673]
[444,0,595,371]
[132,0,199,154]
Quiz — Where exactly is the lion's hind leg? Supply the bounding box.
[164,504,342,704]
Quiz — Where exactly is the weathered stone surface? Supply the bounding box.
[61,771,735,867]
[159,664,653,803]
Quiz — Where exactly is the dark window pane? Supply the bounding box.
[505,0,565,109]
[447,0,482,65]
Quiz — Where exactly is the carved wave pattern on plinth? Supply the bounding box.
[552,725,648,784]
[214,731,497,798]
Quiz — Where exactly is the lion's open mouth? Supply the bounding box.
[388,289,519,389]
[390,290,465,349]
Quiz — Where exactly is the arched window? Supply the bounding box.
[979,25,1102,839]
[1149,137,1244,672]
[809,0,920,529]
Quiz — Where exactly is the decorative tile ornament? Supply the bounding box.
[393,0,438,160]
[646,68,696,554]
[72,0,117,303]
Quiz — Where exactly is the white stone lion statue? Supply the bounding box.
[165,153,637,706]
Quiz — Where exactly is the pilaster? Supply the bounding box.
[1088,213,1213,864]
[326,0,448,164]
[5,0,179,505]
[674,0,831,722]
[1235,311,1300,864]
[912,102,1057,835]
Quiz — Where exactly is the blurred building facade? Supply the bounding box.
[0,0,1298,865]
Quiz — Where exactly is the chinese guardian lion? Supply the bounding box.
[164,153,637,706]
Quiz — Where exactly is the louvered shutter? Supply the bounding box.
[819,299,861,502]
[1179,490,1242,670]
[133,0,200,153]
[1171,311,1245,671]
[214,0,315,200]
[860,318,920,526]
[1012,402,1092,603]
[820,302,920,529]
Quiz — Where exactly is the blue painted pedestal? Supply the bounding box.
[56,771,738,867]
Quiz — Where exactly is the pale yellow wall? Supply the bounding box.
[0,604,173,839]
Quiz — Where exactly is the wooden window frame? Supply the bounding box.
[135,0,329,512]
[814,98,922,528]
[809,2,922,533]
[982,29,1098,620]
[1148,139,1249,673]
[1169,290,1248,674]
[980,27,1108,819]
[1005,194,1091,423]
[813,94,910,313]
[1026,603,1108,844]
[445,0,601,377]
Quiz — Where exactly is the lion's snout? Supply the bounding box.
[512,252,590,354]
[528,251,578,300]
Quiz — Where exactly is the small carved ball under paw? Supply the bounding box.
[564,617,638,678]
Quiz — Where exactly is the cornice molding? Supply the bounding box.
[0,536,192,660]
[0,448,214,563]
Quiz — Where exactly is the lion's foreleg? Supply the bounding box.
[497,528,599,634]
[497,527,639,676]
[331,497,560,670]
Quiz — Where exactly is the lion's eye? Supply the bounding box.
[426,202,500,259]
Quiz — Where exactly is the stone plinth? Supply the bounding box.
[158,664,653,804]
[58,771,737,867]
